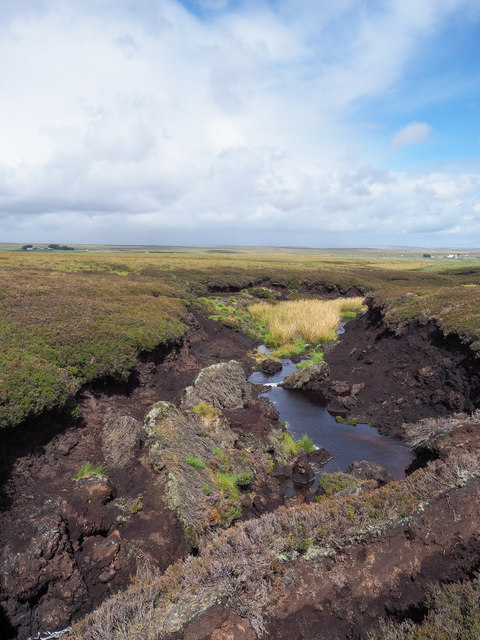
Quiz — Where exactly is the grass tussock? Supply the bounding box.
[277,430,316,456]
[73,462,108,481]
[249,298,365,349]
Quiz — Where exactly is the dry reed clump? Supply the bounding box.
[403,416,459,451]
[248,298,365,347]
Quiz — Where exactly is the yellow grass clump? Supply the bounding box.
[249,297,365,347]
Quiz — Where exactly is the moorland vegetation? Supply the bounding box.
[2,249,480,431]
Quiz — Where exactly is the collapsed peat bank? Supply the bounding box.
[1,295,480,640]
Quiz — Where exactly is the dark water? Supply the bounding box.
[249,352,414,482]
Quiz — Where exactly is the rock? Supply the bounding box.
[182,361,250,410]
[292,455,315,485]
[103,412,142,468]
[289,354,303,363]
[339,395,358,410]
[74,475,116,505]
[329,380,351,396]
[351,383,365,396]
[281,361,330,391]
[260,358,282,375]
[306,448,333,466]
[346,460,393,486]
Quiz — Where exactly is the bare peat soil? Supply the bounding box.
[0,310,277,640]
[322,304,480,437]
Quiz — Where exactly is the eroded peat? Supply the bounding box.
[2,251,480,639]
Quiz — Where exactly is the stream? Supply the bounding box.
[249,347,414,491]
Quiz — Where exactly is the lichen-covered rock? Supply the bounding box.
[280,361,330,391]
[346,460,393,486]
[103,412,142,468]
[182,361,250,410]
[145,401,256,545]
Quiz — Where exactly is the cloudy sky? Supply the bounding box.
[1,0,480,247]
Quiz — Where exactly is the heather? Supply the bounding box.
[2,248,480,429]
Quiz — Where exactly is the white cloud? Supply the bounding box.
[391,122,433,148]
[0,0,478,247]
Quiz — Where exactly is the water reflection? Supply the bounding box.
[249,352,413,481]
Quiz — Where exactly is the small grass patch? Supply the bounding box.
[278,431,316,456]
[185,454,206,470]
[73,462,108,481]
[296,350,324,369]
[192,402,220,422]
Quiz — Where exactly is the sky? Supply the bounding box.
[0,0,480,248]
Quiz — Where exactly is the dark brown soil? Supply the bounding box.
[180,476,480,640]
[3,299,480,640]
[323,304,480,436]
[0,310,275,640]
[264,477,480,639]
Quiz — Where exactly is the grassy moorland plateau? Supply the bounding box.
[2,246,480,639]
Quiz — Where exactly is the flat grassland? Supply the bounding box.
[1,247,480,430]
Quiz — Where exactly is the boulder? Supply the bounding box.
[182,361,250,410]
[280,361,330,391]
[346,460,393,486]
[306,448,333,467]
[74,475,116,505]
[292,455,315,485]
[260,358,282,375]
[103,412,142,468]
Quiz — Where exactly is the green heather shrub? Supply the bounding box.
[235,470,254,488]
[297,538,313,554]
[73,462,108,481]
[318,472,361,497]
